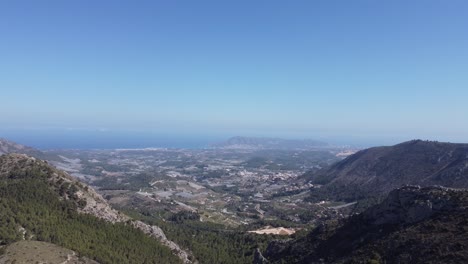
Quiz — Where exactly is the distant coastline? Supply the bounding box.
[0,130,219,150]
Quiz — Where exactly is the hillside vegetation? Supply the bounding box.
[306,140,468,202]
[264,186,468,264]
[0,154,181,264]
[0,240,98,264]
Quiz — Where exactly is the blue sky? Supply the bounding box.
[1,0,467,147]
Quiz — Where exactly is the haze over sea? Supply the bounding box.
[0,127,434,150]
[0,129,227,149]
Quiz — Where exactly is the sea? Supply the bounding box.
[0,130,224,150]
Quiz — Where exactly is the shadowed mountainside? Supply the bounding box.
[305,140,468,201]
[264,186,468,264]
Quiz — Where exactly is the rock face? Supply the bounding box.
[264,185,468,264]
[306,140,468,201]
[131,220,193,263]
[0,153,194,264]
[253,248,269,264]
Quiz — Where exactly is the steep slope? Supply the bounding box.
[212,136,328,150]
[264,186,468,264]
[306,140,468,201]
[0,154,192,264]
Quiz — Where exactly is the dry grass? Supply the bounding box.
[0,240,98,264]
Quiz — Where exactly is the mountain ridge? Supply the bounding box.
[305,139,468,201]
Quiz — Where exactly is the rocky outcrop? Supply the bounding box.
[76,185,193,263]
[130,220,193,263]
[253,248,269,264]
[75,186,129,223]
[74,168,194,263]
[76,176,193,263]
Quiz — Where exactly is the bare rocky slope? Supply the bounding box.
[305,140,468,201]
[0,153,193,263]
[263,185,468,264]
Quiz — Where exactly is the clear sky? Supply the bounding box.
[1,0,467,147]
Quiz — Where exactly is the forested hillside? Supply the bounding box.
[0,154,181,264]
[122,209,283,264]
[264,186,468,264]
[305,140,468,202]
